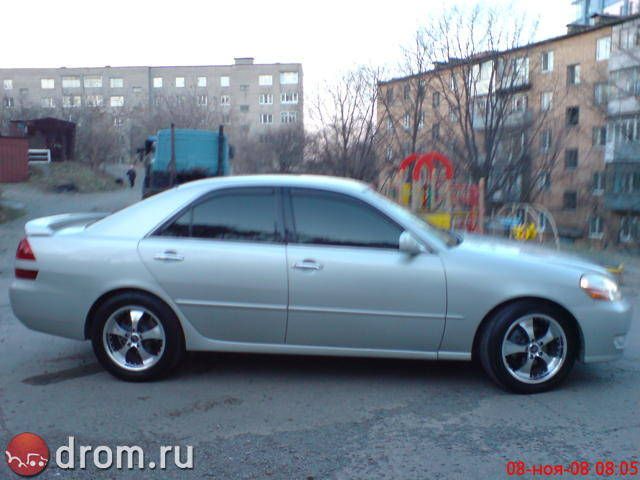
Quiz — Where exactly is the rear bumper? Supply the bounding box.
[574,298,633,363]
[9,278,86,340]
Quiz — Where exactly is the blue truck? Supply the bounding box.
[142,125,232,198]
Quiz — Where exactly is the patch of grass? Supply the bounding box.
[0,204,24,223]
[29,162,123,193]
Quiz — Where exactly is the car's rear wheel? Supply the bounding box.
[478,300,578,394]
[91,292,184,381]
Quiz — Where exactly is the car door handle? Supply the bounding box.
[293,260,323,271]
[153,250,184,262]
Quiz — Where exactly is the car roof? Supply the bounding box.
[175,174,371,194]
[87,175,373,239]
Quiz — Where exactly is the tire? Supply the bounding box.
[91,292,185,381]
[478,300,578,394]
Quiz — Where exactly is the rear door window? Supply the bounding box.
[158,188,282,242]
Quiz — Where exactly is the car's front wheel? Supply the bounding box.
[478,301,578,394]
[91,292,184,381]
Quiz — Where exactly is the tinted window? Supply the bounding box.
[162,209,191,237]
[290,190,402,248]
[159,189,281,242]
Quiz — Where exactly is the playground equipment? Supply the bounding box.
[491,203,560,250]
[381,151,483,232]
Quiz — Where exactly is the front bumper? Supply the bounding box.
[573,297,633,363]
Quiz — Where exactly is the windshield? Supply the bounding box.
[366,189,461,248]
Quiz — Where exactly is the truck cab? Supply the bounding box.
[142,127,232,198]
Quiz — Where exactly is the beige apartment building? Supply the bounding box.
[378,14,640,245]
[0,57,303,156]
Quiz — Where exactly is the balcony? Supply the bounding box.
[473,108,533,130]
[604,142,640,163]
[604,163,640,212]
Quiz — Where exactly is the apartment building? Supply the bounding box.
[572,0,639,25]
[0,57,303,156]
[378,15,640,244]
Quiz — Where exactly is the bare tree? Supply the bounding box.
[236,126,307,174]
[378,4,583,208]
[310,66,383,182]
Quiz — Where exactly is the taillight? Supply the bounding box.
[16,237,36,260]
[15,237,38,280]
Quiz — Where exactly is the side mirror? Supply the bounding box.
[399,231,425,255]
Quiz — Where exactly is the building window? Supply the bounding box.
[83,75,102,88]
[449,106,459,122]
[220,95,230,106]
[222,113,230,124]
[41,97,55,108]
[281,111,298,123]
[512,94,528,112]
[594,83,608,104]
[386,117,393,131]
[541,51,554,72]
[589,216,604,239]
[197,76,207,87]
[565,149,578,170]
[110,78,124,88]
[567,64,581,85]
[432,123,440,141]
[540,91,553,111]
[418,112,425,129]
[86,94,104,107]
[62,95,81,108]
[538,172,551,191]
[259,75,273,86]
[3,79,13,90]
[220,76,230,87]
[153,77,163,88]
[281,91,299,104]
[540,128,552,152]
[41,78,55,89]
[619,216,638,243]
[593,171,604,195]
[3,97,14,108]
[596,36,611,61]
[566,106,580,126]
[259,93,273,105]
[110,95,124,107]
[175,77,185,88]
[260,113,273,124]
[403,84,410,100]
[563,191,577,210]
[62,76,81,89]
[240,105,249,113]
[280,71,299,84]
[386,87,394,104]
[432,91,440,108]
[197,95,207,106]
[512,57,529,85]
[402,113,410,129]
[592,126,607,146]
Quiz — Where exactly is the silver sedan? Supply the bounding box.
[9,175,632,393]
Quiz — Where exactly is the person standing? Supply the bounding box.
[126,165,137,188]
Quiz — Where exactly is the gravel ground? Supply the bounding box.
[0,181,638,479]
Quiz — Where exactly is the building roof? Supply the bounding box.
[378,13,640,87]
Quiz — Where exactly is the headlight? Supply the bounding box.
[580,274,622,301]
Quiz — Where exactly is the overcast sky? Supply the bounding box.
[2,0,574,96]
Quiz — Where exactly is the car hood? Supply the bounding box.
[453,233,609,276]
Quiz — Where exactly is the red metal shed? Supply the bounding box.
[0,137,29,182]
